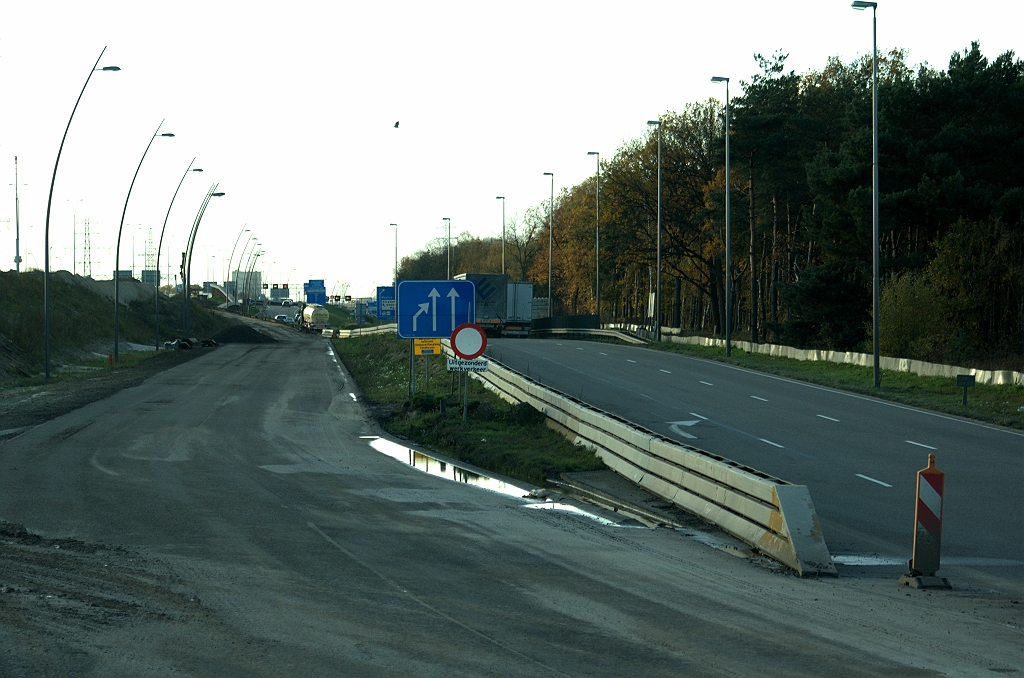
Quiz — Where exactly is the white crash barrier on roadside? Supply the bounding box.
[442,340,836,576]
[335,324,397,339]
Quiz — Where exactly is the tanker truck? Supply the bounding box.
[299,303,330,333]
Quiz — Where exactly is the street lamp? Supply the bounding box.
[391,223,398,288]
[443,217,451,279]
[493,196,505,276]
[67,198,83,275]
[225,224,249,305]
[43,47,119,379]
[587,151,601,321]
[182,185,225,336]
[543,172,554,316]
[113,119,175,362]
[646,121,662,341]
[853,0,881,388]
[155,160,203,349]
[711,76,732,356]
[11,156,25,272]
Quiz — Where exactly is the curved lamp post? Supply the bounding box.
[237,237,259,308]
[243,247,263,308]
[114,119,174,362]
[390,223,397,288]
[711,76,731,355]
[155,159,203,349]
[443,217,451,279]
[182,185,225,337]
[44,47,119,379]
[225,224,249,303]
[647,120,662,341]
[543,172,554,316]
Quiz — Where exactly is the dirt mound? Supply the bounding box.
[211,324,277,344]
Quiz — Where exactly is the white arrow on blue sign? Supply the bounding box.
[396,280,475,339]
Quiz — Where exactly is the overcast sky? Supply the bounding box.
[2,0,1020,297]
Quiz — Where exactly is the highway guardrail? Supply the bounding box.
[529,327,646,344]
[444,341,836,576]
[335,324,397,339]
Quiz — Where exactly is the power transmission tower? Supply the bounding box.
[82,218,92,277]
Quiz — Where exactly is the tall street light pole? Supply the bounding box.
[443,218,451,279]
[114,119,174,363]
[543,172,554,316]
[496,197,505,275]
[155,160,203,349]
[711,76,732,356]
[67,198,82,275]
[390,223,398,287]
[225,225,249,304]
[182,185,225,337]
[44,47,119,379]
[647,121,662,341]
[587,151,601,321]
[853,0,881,388]
[12,156,24,272]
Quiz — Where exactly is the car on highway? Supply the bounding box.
[275,314,289,323]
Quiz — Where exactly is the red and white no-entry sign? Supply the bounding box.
[451,323,487,360]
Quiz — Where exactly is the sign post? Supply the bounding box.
[956,374,975,405]
[449,324,488,422]
[899,454,952,589]
[398,280,476,399]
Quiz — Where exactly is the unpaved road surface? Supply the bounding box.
[1,329,1021,676]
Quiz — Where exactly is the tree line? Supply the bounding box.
[398,43,1023,368]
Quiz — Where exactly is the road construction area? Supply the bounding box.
[0,325,1020,676]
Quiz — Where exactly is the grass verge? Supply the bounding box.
[597,335,1024,430]
[332,334,606,486]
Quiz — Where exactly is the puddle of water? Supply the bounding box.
[368,438,637,527]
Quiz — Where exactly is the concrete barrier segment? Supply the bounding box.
[772,485,837,576]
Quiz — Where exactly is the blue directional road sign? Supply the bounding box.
[376,285,395,322]
[397,280,475,339]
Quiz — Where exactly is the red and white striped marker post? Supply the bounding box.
[900,454,952,589]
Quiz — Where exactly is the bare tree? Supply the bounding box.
[506,208,545,282]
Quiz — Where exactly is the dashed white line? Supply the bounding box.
[750,396,768,402]
[760,438,784,448]
[689,413,708,420]
[627,359,637,363]
[699,381,714,386]
[855,473,892,488]
[906,440,937,450]
[817,414,840,422]
[660,369,671,374]
[599,352,608,356]
[575,347,583,351]
[349,393,358,401]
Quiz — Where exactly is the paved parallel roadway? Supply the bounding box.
[486,339,1024,578]
[0,328,1020,675]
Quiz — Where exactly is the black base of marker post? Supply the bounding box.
[956,374,975,405]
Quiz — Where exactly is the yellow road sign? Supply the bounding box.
[413,338,442,356]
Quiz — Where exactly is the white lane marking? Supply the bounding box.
[760,438,784,448]
[660,369,671,374]
[349,393,357,401]
[750,396,768,402]
[817,414,840,422]
[689,412,708,420]
[90,455,119,477]
[699,381,714,386]
[599,352,608,356]
[575,347,583,351]
[855,473,892,488]
[626,359,637,363]
[668,421,699,439]
[664,353,1024,438]
[906,440,937,450]
[359,435,380,439]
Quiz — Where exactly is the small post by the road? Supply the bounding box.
[956,374,975,405]
[899,454,951,589]
[463,372,469,422]
[408,340,415,398]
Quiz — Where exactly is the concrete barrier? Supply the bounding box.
[446,340,836,576]
[604,324,1023,388]
[335,324,397,339]
[530,327,646,344]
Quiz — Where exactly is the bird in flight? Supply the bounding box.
[394,121,399,128]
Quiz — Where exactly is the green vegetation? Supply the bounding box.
[617,336,1024,430]
[0,270,235,381]
[332,334,605,486]
[397,43,1023,370]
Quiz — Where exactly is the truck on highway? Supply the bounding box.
[453,273,533,337]
[299,303,330,333]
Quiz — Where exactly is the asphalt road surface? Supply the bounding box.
[485,338,1024,581]
[0,326,1020,675]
